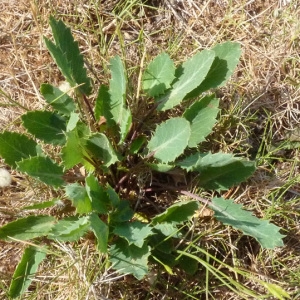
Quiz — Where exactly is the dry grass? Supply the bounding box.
[1,0,300,299]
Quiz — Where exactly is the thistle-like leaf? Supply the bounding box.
[106,56,132,142]
[147,117,191,163]
[85,133,119,167]
[0,215,56,241]
[152,200,199,224]
[186,42,241,98]
[85,174,109,214]
[183,95,219,147]
[178,152,256,191]
[44,16,92,95]
[61,123,93,171]
[47,216,90,242]
[89,213,109,253]
[156,50,215,111]
[142,52,176,97]
[17,156,65,188]
[210,197,285,249]
[94,84,110,122]
[22,110,66,145]
[65,183,92,214]
[109,239,151,280]
[40,83,76,116]
[9,246,47,298]
[0,132,37,168]
[113,221,153,248]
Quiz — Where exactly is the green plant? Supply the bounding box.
[0,17,285,298]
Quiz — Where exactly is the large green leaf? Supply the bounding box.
[147,117,191,163]
[94,84,110,122]
[0,132,37,168]
[109,200,133,222]
[210,197,285,249]
[178,152,256,191]
[22,111,66,145]
[9,246,47,299]
[85,133,119,167]
[89,213,108,253]
[107,56,132,142]
[40,83,76,116]
[183,95,219,147]
[186,42,241,98]
[65,183,92,214]
[0,215,56,241]
[22,199,61,210]
[142,52,176,97]
[44,16,92,95]
[17,156,65,188]
[61,123,94,171]
[109,239,151,280]
[113,221,153,248]
[47,216,90,242]
[85,174,109,214]
[156,50,215,111]
[179,152,245,171]
[152,200,199,224]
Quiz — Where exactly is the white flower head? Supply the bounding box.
[0,168,12,188]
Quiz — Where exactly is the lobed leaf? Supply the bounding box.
[210,197,285,249]
[9,246,47,298]
[156,50,215,111]
[48,216,90,241]
[44,16,92,95]
[186,42,242,98]
[147,117,191,163]
[40,83,76,116]
[22,110,66,145]
[17,156,65,188]
[183,95,219,147]
[109,239,151,280]
[0,132,37,168]
[113,221,153,248]
[152,200,199,224]
[85,133,119,167]
[142,52,176,97]
[0,215,56,241]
